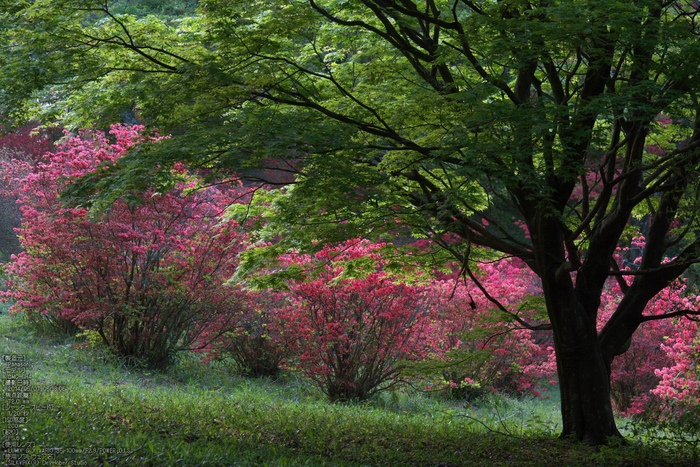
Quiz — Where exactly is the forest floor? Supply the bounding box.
[0,311,697,467]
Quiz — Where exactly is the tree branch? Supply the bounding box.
[462,256,552,331]
[639,309,700,322]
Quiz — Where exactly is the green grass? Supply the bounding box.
[0,312,698,467]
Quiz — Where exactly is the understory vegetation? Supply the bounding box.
[1,311,698,467]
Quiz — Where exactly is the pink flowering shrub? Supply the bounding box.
[603,288,686,416]
[628,318,700,447]
[1,125,250,368]
[276,239,430,402]
[0,120,57,162]
[600,237,700,417]
[220,290,292,377]
[651,320,700,420]
[0,121,58,261]
[423,258,556,399]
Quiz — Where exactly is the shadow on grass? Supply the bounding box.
[1,313,698,467]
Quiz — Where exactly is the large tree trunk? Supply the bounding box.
[531,208,624,445]
[543,277,623,444]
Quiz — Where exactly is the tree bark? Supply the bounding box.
[532,211,623,445]
[558,308,622,443]
[540,272,623,444]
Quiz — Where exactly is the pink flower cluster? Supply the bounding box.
[272,239,431,401]
[422,258,556,398]
[1,125,253,367]
[601,238,700,418]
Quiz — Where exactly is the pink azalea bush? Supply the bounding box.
[602,285,689,416]
[423,258,556,399]
[261,239,557,401]
[0,120,57,162]
[274,239,431,401]
[650,320,700,439]
[1,125,251,368]
[219,289,292,377]
[0,121,58,261]
[653,321,700,411]
[624,297,700,442]
[598,236,700,418]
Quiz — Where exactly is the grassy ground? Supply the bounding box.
[0,311,697,467]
